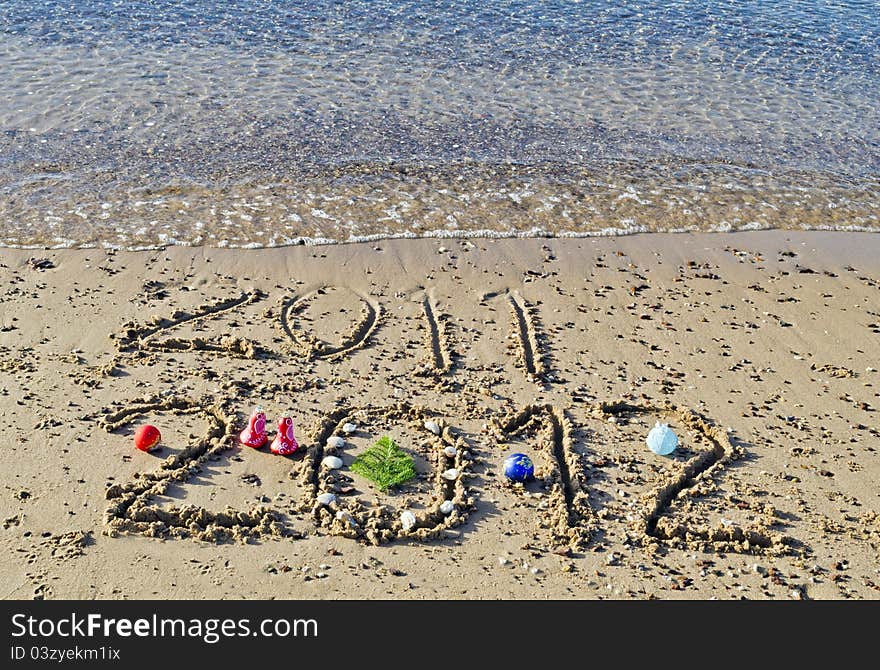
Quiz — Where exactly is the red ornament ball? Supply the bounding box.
[134,424,161,452]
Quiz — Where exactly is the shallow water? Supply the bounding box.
[1,0,878,248]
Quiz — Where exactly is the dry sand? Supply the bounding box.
[1,230,878,600]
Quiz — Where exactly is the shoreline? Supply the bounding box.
[3,224,880,254]
[1,230,878,599]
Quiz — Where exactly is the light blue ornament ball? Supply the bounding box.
[647,423,678,455]
[503,453,535,482]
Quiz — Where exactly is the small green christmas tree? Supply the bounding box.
[351,436,416,492]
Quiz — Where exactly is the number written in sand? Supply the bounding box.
[278,286,382,361]
[488,401,796,556]
[112,291,266,359]
[295,403,473,546]
[491,404,594,551]
[96,394,798,555]
[589,402,793,556]
[415,289,456,376]
[100,395,286,543]
[481,289,553,383]
[110,285,558,376]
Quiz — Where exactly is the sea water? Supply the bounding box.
[1,0,877,248]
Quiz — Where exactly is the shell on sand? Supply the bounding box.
[424,420,441,435]
[342,422,358,434]
[400,510,417,531]
[336,510,357,527]
[326,436,345,449]
[322,456,343,469]
[439,500,455,515]
[316,492,337,506]
[442,445,457,458]
[441,468,459,481]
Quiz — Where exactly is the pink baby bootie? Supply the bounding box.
[270,416,299,456]
[240,406,268,449]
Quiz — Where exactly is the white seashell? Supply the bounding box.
[442,445,457,458]
[316,492,336,506]
[326,436,345,449]
[424,420,441,435]
[342,423,358,434]
[335,510,357,527]
[441,468,459,481]
[322,456,343,470]
[400,510,417,531]
[439,500,455,515]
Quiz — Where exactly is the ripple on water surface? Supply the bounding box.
[1,1,878,247]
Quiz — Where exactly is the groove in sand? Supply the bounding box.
[506,291,548,380]
[279,287,382,361]
[298,403,473,546]
[598,401,792,555]
[418,292,454,375]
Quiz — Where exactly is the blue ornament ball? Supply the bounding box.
[646,422,678,455]
[503,453,535,482]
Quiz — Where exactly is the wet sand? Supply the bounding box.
[1,230,878,599]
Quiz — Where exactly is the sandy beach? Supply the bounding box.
[1,230,878,600]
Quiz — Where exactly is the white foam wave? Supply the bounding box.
[0,222,877,252]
